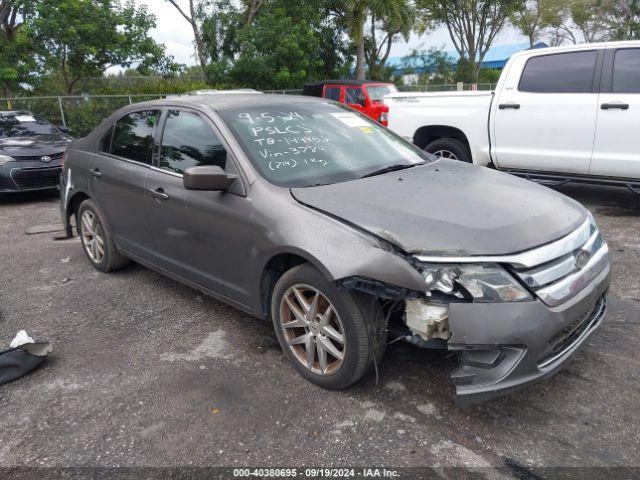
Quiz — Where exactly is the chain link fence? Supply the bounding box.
[0,83,495,138]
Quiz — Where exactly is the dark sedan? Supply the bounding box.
[59,95,610,406]
[0,111,71,193]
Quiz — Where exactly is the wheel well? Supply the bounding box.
[260,253,309,320]
[69,192,90,229]
[413,125,471,155]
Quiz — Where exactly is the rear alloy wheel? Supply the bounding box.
[77,199,131,273]
[80,210,105,264]
[424,138,471,163]
[271,264,386,390]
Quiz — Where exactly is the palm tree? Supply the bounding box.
[329,0,408,80]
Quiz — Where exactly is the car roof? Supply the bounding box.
[138,93,328,111]
[304,80,393,87]
[0,110,33,116]
[510,39,640,60]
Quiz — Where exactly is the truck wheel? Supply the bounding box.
[424,138,471,163]
[271,263,386,390]
[77,199,131,273]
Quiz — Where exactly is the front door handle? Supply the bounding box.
[89,168,102,178]
[601,102,629,110]
[498,102,520,110]
[150,187,169,201]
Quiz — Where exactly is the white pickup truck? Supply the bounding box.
[385,41,640,191]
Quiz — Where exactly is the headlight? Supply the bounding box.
[0,155,13,166]
[420,264,532,302]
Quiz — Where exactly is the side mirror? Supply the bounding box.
[183,165,237,191]
[58,126,70,134]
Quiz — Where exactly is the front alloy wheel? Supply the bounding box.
[271,264,386,390]
[279,284,345,376]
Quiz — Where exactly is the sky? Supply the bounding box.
[135,0,527,67]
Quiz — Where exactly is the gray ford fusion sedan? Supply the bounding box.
[60,94,611,406]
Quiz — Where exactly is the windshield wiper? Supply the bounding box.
[360,162,424,179]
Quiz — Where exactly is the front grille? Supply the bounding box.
[12,152,64,163]
[12,167,61,191]
[537,295,606,368]
[510,217,610,307]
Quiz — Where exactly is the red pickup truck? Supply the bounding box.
[302,80,396,126]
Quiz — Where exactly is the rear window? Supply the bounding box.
[324,87,341,101]
[519,51,597,93]
[0,114,59,138]
[110,110,160,164]
[613,49,640,93]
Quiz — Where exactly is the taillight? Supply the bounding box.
[379,111,389,126]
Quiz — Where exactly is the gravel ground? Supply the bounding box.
[0,184,638,478]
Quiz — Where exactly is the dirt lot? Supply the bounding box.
[0,183,638,477]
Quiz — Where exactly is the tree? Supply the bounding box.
[401,46,455,83]
[569,0,613,42]
[165,0,209,71]
[224,0,349,89]
[31,0,168,95]
[328,0,408,80]
[0,0,38,96]
[416,0,520,81]
[365,0,415,80]
[511,0,563,47]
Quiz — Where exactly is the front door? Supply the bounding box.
[146,108,249,301]
[88,109,161,259]
[590,47,640,179]
[492,50,600,174]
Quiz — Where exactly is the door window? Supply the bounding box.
[519,51,597,93]
[324,87,341,101]
[111,110,160,164]
[159,110,227,175]
[612,49,640,93]
[345,87,366,106]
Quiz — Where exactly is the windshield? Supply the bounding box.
[366,85,398,102]
[0,114,59,138]
[219,101,433,188]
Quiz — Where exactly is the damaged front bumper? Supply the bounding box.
[447,265,610,407]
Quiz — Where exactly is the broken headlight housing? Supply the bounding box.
[420,264,532,302]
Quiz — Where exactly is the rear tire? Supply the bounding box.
[271,263,386,390]
[77,199,131,273]
[424,138,471,163]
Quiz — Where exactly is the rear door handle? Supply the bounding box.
[89,168,102,178]
[601,102,629,110]
[150,187,169,201]
[498,102,520,110]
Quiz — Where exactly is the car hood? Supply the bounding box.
[290,160,587,256]
[0,134,71,156]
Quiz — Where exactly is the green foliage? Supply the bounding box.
[205,0,349,90]
[401,46,455,83]
[29,0,169,94]
[416,0,520,80]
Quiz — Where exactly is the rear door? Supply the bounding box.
[493,50,601,174]
[88,109,160,259]
[590,47,640,179]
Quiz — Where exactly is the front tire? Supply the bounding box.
[77,199,130,273]
[424,138,471,163]
[271,264,385,390]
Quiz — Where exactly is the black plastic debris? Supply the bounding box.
[0,337,51,386]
